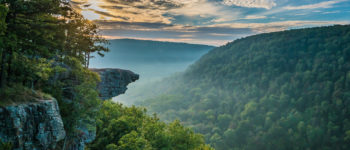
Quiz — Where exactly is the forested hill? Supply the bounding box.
[139,25,350,150]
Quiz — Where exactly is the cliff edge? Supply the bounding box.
[91,68,139,100]
[0,100,65,150]
[0,68,138,150]
[65,68,139,150]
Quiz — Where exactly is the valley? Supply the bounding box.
[90,39,215,105]
[104,25,350,150]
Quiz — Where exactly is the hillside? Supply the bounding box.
[137,25,350,150]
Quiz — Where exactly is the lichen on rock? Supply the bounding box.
[0,99,65,150]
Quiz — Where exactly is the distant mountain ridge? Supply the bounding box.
[101,39,215,63]
[90,38,215,78]
[111,38,214,47]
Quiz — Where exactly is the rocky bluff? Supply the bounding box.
[91,68,139,100]
[68,68,139,150]
[0,100,65,150]
[0,68,139,150]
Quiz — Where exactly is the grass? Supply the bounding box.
[0,84,53,107]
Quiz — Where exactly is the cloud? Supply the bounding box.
[70,0,89,11]
[92,20,350,46]
[95,20,252,34]
[322,10,341,14]
[94,19,350,46]
[284,0,345,10]
[90,9,129,20]
[208,20,350,33]
[94,20,175,30]
[168,0,241,23]
[75,0,183,23]
[72,0,350,46]
[212,18,233,23]
[169,0,219,17]
[170,0,230,16]
[244,15,267,19]
[222,0,277,9]
[77,0,242,24]
[93,20,254,46]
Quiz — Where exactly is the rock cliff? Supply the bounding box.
[0,100,65,150]
[91,68,139,100]
[65,68,139,150]
[0,68,138,150]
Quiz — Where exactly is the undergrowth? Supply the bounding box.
[0,84,52,106]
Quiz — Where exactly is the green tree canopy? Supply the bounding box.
[137,25,350,150]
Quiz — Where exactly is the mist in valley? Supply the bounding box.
[90,39,215,105]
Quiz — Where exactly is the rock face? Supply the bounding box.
[65,68,139,150]
[66,120,96,150]
[91,68,139,100]
[0,68,138,150]
[0,100,65,150]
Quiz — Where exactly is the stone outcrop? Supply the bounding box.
[65,68,139,150]
[0,100,65,150]
[91,68,139,100]
[0,68,138,150]
[66,120,96,150]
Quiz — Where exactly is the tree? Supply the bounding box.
[0,4,8,88]
[117,131,152,150]
[62,12,108,68]
[88,101,212,150]
[0,1,109,148]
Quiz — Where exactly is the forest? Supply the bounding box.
[0,0,209,149]
[137,25,350,150]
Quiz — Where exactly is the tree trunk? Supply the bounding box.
[62,136,68,150]
[6,48,12,84]
[84,52,87,68]
[87,52,90,68]
[0,48,7,88]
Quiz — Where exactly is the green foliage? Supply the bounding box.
[0,139,12,150]
[0,4,7,34]
[0,84,52,106]
[0,0,108,90]
[88,101,212,150]
[37,57,104,150]
[138,25,350,150]
[0,0,108,148]
[117,131,152,150]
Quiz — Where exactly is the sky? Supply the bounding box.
[71,0,350,46]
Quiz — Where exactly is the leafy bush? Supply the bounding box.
[0,84,52,106]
